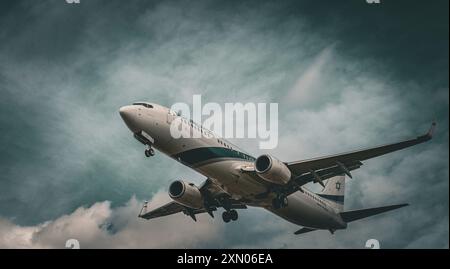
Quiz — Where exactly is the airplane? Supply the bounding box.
[119,102,436,235]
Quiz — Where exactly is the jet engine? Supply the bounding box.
[255,154,291,185]
[168,180,203,209]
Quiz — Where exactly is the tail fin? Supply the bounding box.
[317,175,345,212]
[339,203,408,223]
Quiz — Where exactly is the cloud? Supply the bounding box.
[283,44,336,105]
[0,193,222,249]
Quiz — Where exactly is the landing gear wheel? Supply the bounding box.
[230,210,238,221]
[222,211,231,223]
[144,147,155,157]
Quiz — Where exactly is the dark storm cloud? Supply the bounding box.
[0,0,448,248]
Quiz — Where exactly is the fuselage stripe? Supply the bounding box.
[317,194,345,204]
[172,147,256,167]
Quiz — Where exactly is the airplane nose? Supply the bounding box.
[119,106,140,132]
[119,106,133,121]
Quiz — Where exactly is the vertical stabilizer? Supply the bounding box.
[317,175,345,212]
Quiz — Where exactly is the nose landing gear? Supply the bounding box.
[144,146,155,157]
[133,131,155,158]
[222,210,238,223]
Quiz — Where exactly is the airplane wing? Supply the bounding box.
[139,201,208,220]
[286,122,436,189]
[139,178,247,221]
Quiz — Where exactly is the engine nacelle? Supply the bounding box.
[255,154,291,185]
[168,180,203,209]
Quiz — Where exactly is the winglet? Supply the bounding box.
[138,200,149,218]
[427,121,437,139]
[417,121,436,141]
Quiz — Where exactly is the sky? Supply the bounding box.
[0,0,448,248]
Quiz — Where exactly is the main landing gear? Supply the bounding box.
[272,195,288,209]
[222,210,238,223]
[144,145,155,157]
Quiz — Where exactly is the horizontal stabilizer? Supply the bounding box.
[340,204,408,223]
[294,227,316,235]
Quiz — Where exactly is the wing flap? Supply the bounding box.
[292,160,362,186]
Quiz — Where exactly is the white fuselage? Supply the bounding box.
[119,103,346,230]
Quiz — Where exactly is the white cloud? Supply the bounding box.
[283,44,335,105]
[0,193,221,249]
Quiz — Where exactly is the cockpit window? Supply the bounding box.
[133,102,153,108]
